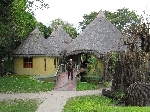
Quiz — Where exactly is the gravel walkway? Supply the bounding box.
[0,89,109,112]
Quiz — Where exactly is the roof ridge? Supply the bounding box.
[50,28,56,37]
[96,10,106,18]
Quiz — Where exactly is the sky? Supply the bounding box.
[33,0,150,28]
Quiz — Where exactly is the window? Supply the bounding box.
[23,57,33,68]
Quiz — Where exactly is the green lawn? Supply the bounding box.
[0,76,55,93]
[63,95,150,112]
[0,99,40,112]
[76,82,101,91]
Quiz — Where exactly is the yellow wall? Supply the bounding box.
[14,57,58,76]
[89,54,104,75]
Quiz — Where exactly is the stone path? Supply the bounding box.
[0,90,104,112]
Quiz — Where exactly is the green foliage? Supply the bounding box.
[4,59,14,72]
[112,90,125,99]
[103,81,109,87]
[86,75,102,84]
[0,76,55,93]
[11,0,37,37]
[79,8,141,33]
[0,0,14,7]
[87,57,101,75]
[88,56,98,69]
[76,82,99,91]
[64,95,150,112]
[0,0,49,60]
[49,18,78,39]
[63,95,116,112]
[0,0,37,59]
[79,11,98,30]
[113,90,125,99]
[0,99,40,112]
[104,8,141,33]
[110,52,118,73]
[26,0,49,14]
[37,22,52,38]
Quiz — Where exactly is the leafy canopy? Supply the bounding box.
[0,0,49,59]
[79,8,142,33]
[49,18,78,39]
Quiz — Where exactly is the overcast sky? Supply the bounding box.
[33,0,150,28]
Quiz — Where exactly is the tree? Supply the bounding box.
[26,0,49,14]
[79,8,142,33]
[79,11,98,31]
[124,21,150,52]
[49,18,78,39]
[0,0,44,60]
[105,8,142,33]
[2,0,36,57]
[37,22,52,38]
[0,0,14,7]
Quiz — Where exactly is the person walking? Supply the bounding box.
[66,59,73,80]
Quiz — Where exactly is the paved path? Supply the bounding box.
[0,90,105,112]
[54,68,86,91]
[54,71,77,91]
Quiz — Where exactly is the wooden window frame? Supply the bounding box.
[23,57,33,68]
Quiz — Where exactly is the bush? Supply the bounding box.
[86,75,102,84]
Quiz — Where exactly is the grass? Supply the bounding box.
[0,99,41,112]
[63,95,150,112]
[76,82,101,91]
[0,76,55,93]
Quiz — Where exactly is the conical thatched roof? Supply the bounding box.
[13,27,46,57]
[13,25,72,57]
[50,25,72,43]
[43,37,62,57]
[46,25,72,56]
[66,11,126,58]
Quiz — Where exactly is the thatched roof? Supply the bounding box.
[66,11,126,58]
[50,25,72,44]
[13,25,72,57]
[13,27,46,57]
[46,25,72,56]
[43,37,62,57]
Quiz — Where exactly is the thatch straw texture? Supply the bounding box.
[46,25,72,56]
[13,25,72,57]
[13,27,46,57]
[66,11,126,58]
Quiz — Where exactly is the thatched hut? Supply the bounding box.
[13,26,72,76]
[48,25,72,57]
[44,25,72,66]
[66,11,126,75]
